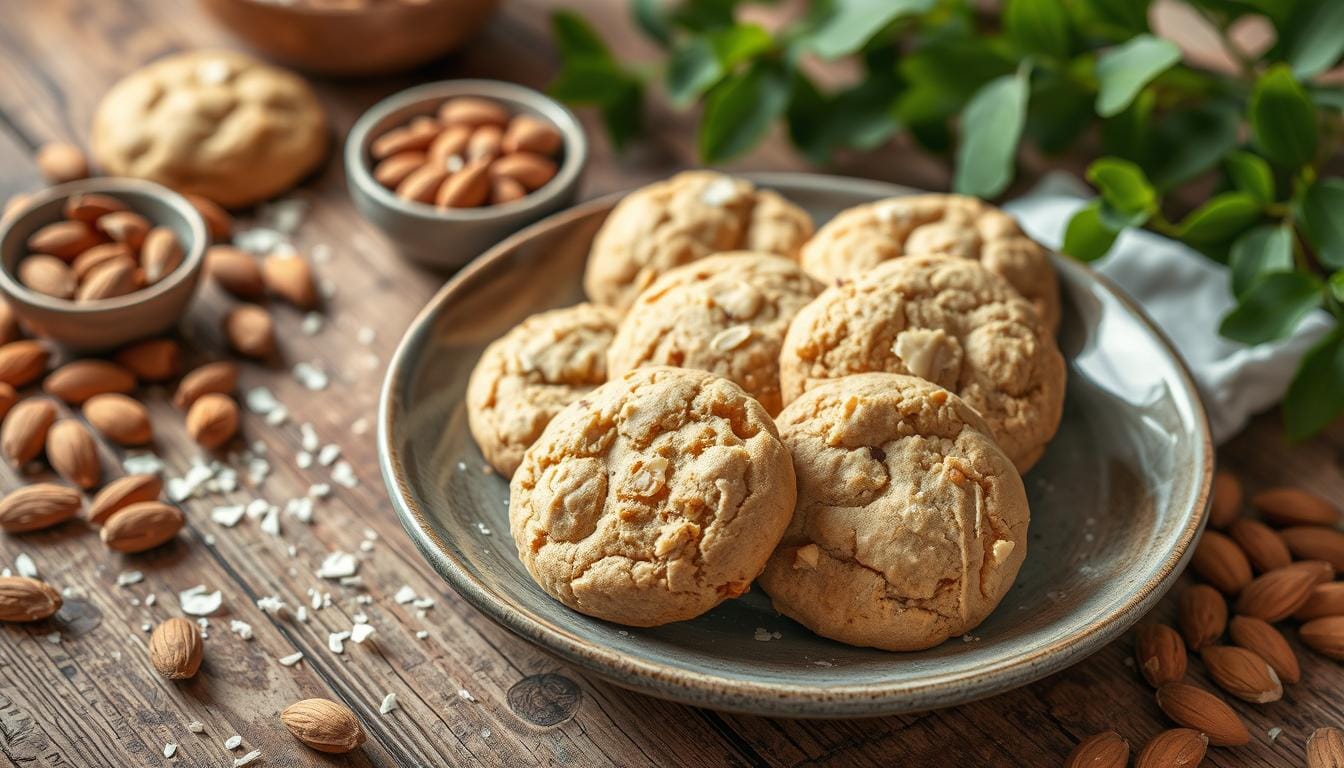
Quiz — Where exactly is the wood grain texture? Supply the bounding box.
[0,1,1341,766]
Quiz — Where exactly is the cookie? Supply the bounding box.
[800,195,1060,331]
[92,50,328,208]
[779,255,1065,472]
[509,366,796,627]
[759,373,1029,651]
[467,303,620,477]
[606,253,821,415]
[584,171,814,311]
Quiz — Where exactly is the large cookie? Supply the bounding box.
[799,195,1059,331]
[584,171,813,311]
[92,50,328,208]
[779,255,1065,472]
[606,253,821,415]
[509,366,796,627]
[759,373,1029,651]
[467,303,620,477]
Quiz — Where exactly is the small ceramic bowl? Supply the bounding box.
[0,178,208,352]
[346,80,587,270]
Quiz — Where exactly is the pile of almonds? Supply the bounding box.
[370,96,563,209]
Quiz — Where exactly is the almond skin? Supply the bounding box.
[1279,526,1344,571]
[261,256,318,309]
[149,617,203,679]
[1226,518,1292,572]
[1190,530,1252,595]
[0,382,17,421]
[1236,565,1320,621]
[0,301,19,346]
[1252,487,1340,527]
[224,305,276,359]
[490,175,527,205]
[1063,730,1128,768]
[437,159,492,208]
[1135,623,1187,687]
[100,501,183,553]
[1155,682,1249,746]
[173,362,237,410]
[47,419,101,489]
[76,256,137,301]
[395,164,448,203]
[87,474,163,526]
[466,124,503,162]
[71,242,133,281]
[140,227,183,284]
[1308,726,1344,768]
[439,97,509,128]
[43,360,137,404]
[1178,584,1226,650]
[114,338,180,382]
[1134,728,1207,768]
[1287,559,1336,584]
[186,393,239,450]
[83,393,153,446]
[64,192,127,224]
[0,340,51,387]
[184,194,232,241]
[36,142,88,183]
[0,576,63,622]
[280,698,367,754]
[1,398,56,466]
[371,116,441,159]
[19,255,77,298]
[502,114,563,156]
[27,220,100,260]
[490,152,557,191]
[372,151,427,188]
[1228,615,1300,684]
[1296,582,1344,621]
[1200,645,1282,703]
[1300,616,1344,661]
[96,211,150,250]
[205,245,265,300]
[0,483,81,533]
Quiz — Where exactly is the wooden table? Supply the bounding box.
[1,2,1340,766]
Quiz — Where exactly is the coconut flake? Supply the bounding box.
[230,620,254,640]
[328,631,351,653]
[331,461,358,488]
[224,734,242,750]
[350,623,375,643]
[316,551,358,579]
[233,749,262,767]
[188,721,205,734]
[179,586,222,616]
[14,553,37,578]
[379,693,398,714]
[277,651,303,667]
[211,505,246,527]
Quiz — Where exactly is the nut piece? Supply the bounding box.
[115,338,181,382]
[1154,682,1249,746]
[1135,623,1187,688]
[1227,518,1291,572]
[436,159,491,208]
[1279,526,1344,571]
[35,142,89,183]
[466,125,503,162]
[1296,582,1344,621]
[1134,728,1207,768]
[0,576,63,622]
[1209,469,1241,529]
[19,255,77,299]
[371,116,441,159]
[46,419,101,489]
[0,382,17,422]
[1308,726,1344,768]
[87,474,163,526]
[439,97,509,128]
[72,242,133,281]
[1235,565,1319,621]
[83,393,153,446]
[96,211,150,250]
[395,164,448,204]
[490,152,557,191]
[140,227,183,284]
[261,256,318,309]
[0,483,82,533]
[1178,584,1226,651]
[1252,487,1340,527]
[184,194,233,241]
[502,114,563,156]
[1227,615,1300,684]
[0,340,51,387]
[490,175,527,206]
[1300,615,1344,661]
[173,362,237,410]
[1,398,57,466]
[28,220,101,260]
[224,305,276,359]
[1189,530,1252,595]
[1063,730,1128,768]
[373,151,427,188]
[1199,645,1282,703]
[205,245,265,300]
[280,698,367,754]
[186,393,239,450]
[43,360,137,404]
[100,501,183,553]
[64,193,127,223]
[1287,558,1336,584]
[149,617,203,679]
[76,257,138,301]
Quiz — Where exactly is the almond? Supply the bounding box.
[502,114,562,156]
[1154,682,1249,746]
[1199,645,1282,703]
[1178,584,1226,650]
[204,245,265,300]
[0,576,63,622]
[1287,558,1336,583]
[71,242,133,281]
[100,501,183,552]
[491,175,527,205]
[114,338,180,382]
[63,193,127,224]
[19,255,77,298]
[1134,728,1207,768]
[173,362,237,410]
[1135,623,1187,687]
[261,256,318,309]
[27,220,101,260]
[43,360,137,404]
[76,256,137,301]
[46,419,101,489]
[140,227,183,284]
[1190,530,1251,594]
[0,483,81,532]
[371,116,441,159]
[427,124,471,166]
[186,393,239,450]
[3,194,29,222]
[436,159,492,208]
[149,617,203,679]
[184,194,232,241]
[466,124,503,162]
[396,164,448,203]
[224,305,276,359]
[1064,730,1127,768]
[490,152,557,191]
[1296,582,1344,621]
[1227,615,1300,684]
[1226,518,1291,572]
[96,211,150,250]
[0,340,51,386]
[1235,565,1319,621]
[0,382,17,421]
[372,151,427,188]
[1279,526,1344,571]
[1308,726,1344,768]
[1300,615,1344,660]
[1,398,56,465]
[1253,487,1340,527]
[280,698,367,754]
[87,473,163,526]
[439,97,509,128]
[35,142,88,183]
[83,393,153,446]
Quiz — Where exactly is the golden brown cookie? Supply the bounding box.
[509,366,796,627]
[760,373,1029,651]
[606,253,821,415]
[800,195,1060,330]
[92,50,328,208]
[467,303,620,477]
[583,171,814,311]
[779,255,1065,472]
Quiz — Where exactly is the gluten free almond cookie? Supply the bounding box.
[509,366,796,627]
[779,255,1065,472]
[799,195,1060,331]
[467,303,620,477]
[760,373,1029,651]
[584,172,814,311]
[606,253,821,415]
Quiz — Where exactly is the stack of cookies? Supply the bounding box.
[466,171,1066,651]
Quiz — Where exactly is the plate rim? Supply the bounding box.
[377,172,1213,717]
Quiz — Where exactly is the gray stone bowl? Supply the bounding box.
[0,178,207,352]
[379,173,1212,717]
[345,79,587,270]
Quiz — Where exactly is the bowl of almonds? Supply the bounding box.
[0,178,207,351]
[346,80,587,269]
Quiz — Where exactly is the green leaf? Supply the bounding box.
[1177,192,1263,242]
[699,62,791,163]
[1249,65,1318,169]
[1063,201,1121,261]
[631,0,673,46]
[1301,179,1344,269]
[1070,0,1150,39]
[549,61,629,103]
[1026,70,1094,153]
[1229,224,1294,297]
[1279,0,1344,79]
[805,0,936,60]
[1312,87,1344,111]
[1146,103,1240,189]
[1219,271,1323,345]
[664,24,773,106]
[1224,151,1275,202]
[1284,329,1344,440]
[1094,35,1182,117]
[552,11,614,63]
[953,69,1029,198]
[1100,87,1154,165]
[1331,271,1344,303]
[1005,0,1071,60]
[599,80,645,149]
[1086,158,1157,222]
[789,75,902,162]
[548,13,645,149]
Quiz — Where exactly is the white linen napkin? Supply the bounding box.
[1004,174,1332,444]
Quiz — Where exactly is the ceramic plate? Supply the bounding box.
[378,173,1212,717]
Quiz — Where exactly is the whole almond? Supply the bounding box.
[1308,726,1344,768]
[466,124,503,162]
[0,340,51,386]
[76,257,137,301]
[371,115,441,159]
[396,164,448,204]
[1227,615,1300,684]
[64,193,127,224]
[100,500,183,553]
[186,393,239,450]
[437,159,492,208]
[114,338,180,382]
[280,698,367,754]
[224,305,276,359]
[1154,682,1249,746]
[0,576,63,622]
[1253,487,1340,527]
[47,419,101,489]
[205,245,265,300]
[0,483,81,532]
[427,125,471,166]
[35,142,88,183]
[184,194,233,241]
[71,242,134,281]
[372,151,427,188]
[83,393,153,446]
[1287,558,1336,583]
[1190,530,1252,594]
[490,152,557,191]
[27,220,101,260]
[502,114,562,156]
[96,211,150,250]
[1135,623,1187,687]
[1200,645,1282,703]
[1178,584,1226,650]
[1279,526,1344,571]
[1296,582,1344,621]
[1226,518,1291,572]
[43,360,136,404]
[1064,730,1128,768]
[1300,615,1344,660]
[439,97,509,128]
[0,382,17,421]
[173,362,237,410]
[149,617,203,679]
[1235,566,1319,621]
[261,256,318,309]
[140,227,183,284]
[18,255,77,299]
[1134,728,1207,768]
[491,175,527,205]
[87,474,163,526]
[1,398,56,466]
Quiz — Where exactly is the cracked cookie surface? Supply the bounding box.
[509,366,796,627]
[759,373,1029,651]
[799,195,1060,331]
[606,253,821,415]
[467,303,621,477]
[584,172,814,311]
[779,255,1065,472]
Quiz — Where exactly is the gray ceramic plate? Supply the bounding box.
[379,173,1212,718]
